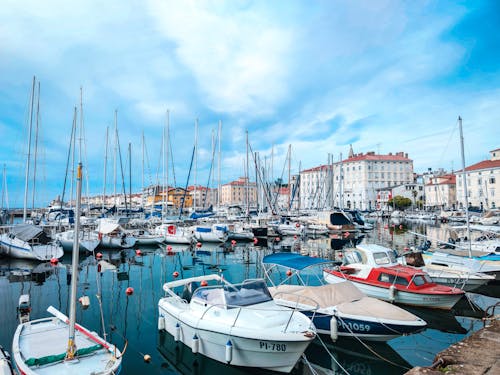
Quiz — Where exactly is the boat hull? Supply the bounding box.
[324,272,462,310]
[0,235,63,261]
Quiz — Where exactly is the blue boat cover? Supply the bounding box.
[263,253,339,270]
[196,227,212,233]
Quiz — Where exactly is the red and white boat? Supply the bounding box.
[323,244,465,310]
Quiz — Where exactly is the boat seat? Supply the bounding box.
[181,282,200,303]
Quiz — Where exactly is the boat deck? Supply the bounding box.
[15,317,119,375]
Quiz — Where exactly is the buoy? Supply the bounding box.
[96,252,103,259]
[196,242,202,248]
[174,322,180,341]
[231,240,236,246]
[253,238,258,244]
[158,316,165,330]
[295,222,300,228]
[388,285,397,301]
[167,245,173,251]
[126,287,134,296]
[50,257,59,265]
[225,340,233,363]
[338,252,343,258]
[135,249,142,256]
[293,235,297,240]
[275,237,280,242]
[201,280,208,287]
[404,247,409,251]
[173,271,179,278]
[330,316,338,341]
[143,354,151,363]
[192,334,199,354]
[286,269,292,277]
[78,296,90,309]
[384,225,388,229]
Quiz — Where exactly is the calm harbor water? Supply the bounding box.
[0,220,498,375]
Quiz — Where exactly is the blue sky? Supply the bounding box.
[1,0,498,207]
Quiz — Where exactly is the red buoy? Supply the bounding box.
[295,222,300,228]
[275,237,280,242]
[253,238,258,244]
[50,257,59,265]
[201,280,208,287]
[96,252,103,259]
[135,249,142,256]
[167,245,173,251]
[173,271,179,278]
[286,269,292,277]
[196,242,202,248]
[126,287,134,296]
[231,240,236,246]
[384,225,389,229]
[293,235,297,240]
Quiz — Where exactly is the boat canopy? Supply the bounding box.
[9,224,43,241]
[263,253,340,271]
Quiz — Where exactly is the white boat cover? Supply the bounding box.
[97,221,122,234]
[9,225,43,241]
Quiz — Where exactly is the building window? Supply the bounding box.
[490,177,496,184]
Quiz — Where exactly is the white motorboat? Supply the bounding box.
[11,163,123,375]
[276,222,304,236]
[158,274,316,373]
[53,229,100,252]
[400,251,495,291]
[304,223,328,236]
[263,253,426,342]
[0,224,63,261]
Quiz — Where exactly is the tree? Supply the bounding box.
[388,195,412,210]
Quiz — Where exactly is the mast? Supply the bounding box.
[113,110,118,208]
[194,118,198,211]
[245,130,249,216]
[217,120,222,208]
[141,130,145,209]
[32,82,40,210]
[23,76,36,222]
[128,143,132,213]
[288,144,291,211]
[66,162,82,360]
[458,116,472,257]
[102,127,109,213]
[166,110,169,216]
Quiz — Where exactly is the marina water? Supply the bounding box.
[0,220,497,375]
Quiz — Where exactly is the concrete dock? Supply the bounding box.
[406,318,500,375]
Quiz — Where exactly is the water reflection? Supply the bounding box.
[0,220,498,375]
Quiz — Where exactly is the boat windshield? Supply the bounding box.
[412,274,432,286]
[224,280,273,307]
[373,251,396,265]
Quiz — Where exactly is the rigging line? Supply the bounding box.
[315,334,350,374]
[115,129,129,213]
[61,108,77,207]
[168,125,177,187]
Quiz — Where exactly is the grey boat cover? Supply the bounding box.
[269,282,417,321]
[9,225,43,241]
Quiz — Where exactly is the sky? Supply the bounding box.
[1,0,499,208]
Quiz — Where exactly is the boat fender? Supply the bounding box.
[78,296,90,309]
[330,316,338,341]
[389,285,397,301]
[158,316,165,330]
[225,340,233,363]
[174,322,180,341]
[192,334,199,354]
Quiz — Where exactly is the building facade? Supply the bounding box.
[220,177,257,207]
[300,150,414,211]
[424,174,456,210]
[456,148,500,210]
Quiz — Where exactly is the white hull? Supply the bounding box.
[324,273,462,310]
[0,235,63,261]
[54,231,99,253]
[97,235,136,249]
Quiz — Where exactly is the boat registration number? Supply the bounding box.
[259,342,287,351]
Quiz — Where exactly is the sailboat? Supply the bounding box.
[11,163,123,374]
